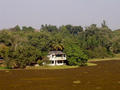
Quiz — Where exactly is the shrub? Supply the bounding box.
[64,44,88,66]
[37,60,43,66]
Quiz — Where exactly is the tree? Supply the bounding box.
[11,45,41,68]
[49,34,64,51]
[0,22,119,68]
[64,43,88,66]
[22,26,35,32]
[41,24,58,32]
[101,20,108,28]
[0,44,11,68]
[10,25,21,32]
[65,25,83,35]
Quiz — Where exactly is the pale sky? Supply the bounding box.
[0,0,120,30]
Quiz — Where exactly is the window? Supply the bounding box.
[0,57,3,60]
[58,61,62,64]
[52,55,55,57]
[51,61,54,64]
[56,54,62,57]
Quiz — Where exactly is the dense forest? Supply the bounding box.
[0,21,120,68]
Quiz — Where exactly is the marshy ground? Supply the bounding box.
[0,60,120,90]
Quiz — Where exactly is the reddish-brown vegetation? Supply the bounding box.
[0,60,120,90]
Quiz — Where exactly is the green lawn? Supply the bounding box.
[0,67,9,70]
[26,63,98,70]
[26,65,79,70]
[88,54,120,62]
[87,63,97,66]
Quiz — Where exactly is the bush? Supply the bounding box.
[64,44,88,66]
[37,60,43,66]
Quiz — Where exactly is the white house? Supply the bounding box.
[47,51,67,66]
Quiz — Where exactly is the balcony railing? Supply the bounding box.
[49,57,66,61]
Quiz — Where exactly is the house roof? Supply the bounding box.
[48,51,65,55]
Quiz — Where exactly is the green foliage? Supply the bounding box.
[0,67,10,69]
[42,56,50,65]
[37,60,43,66]
[87,46,111,58]
[10,25,21,31]
[65,25,83,35]
[64,43,88,66]
[0,44,11,68]
[0,21,120,68]
[41,24,58,32]
[22,26,34,32]
[11,45,41,68]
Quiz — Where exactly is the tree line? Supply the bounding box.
[0,21,120,68]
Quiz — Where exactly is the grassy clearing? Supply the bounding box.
[26,65,79,70]
[0,67,9,70]
[87,63,97,66]
[26,63,97,70]
[88,54,120,62]
[0,63,97,70]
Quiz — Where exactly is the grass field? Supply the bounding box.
[0,67,9,69]
[26,65,79,70]
[26,63,97,70]
[0,60,120,90]
[89,54,120,62]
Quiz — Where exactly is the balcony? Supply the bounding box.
[49,57,66,61]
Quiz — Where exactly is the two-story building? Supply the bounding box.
[47,51,67,66]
